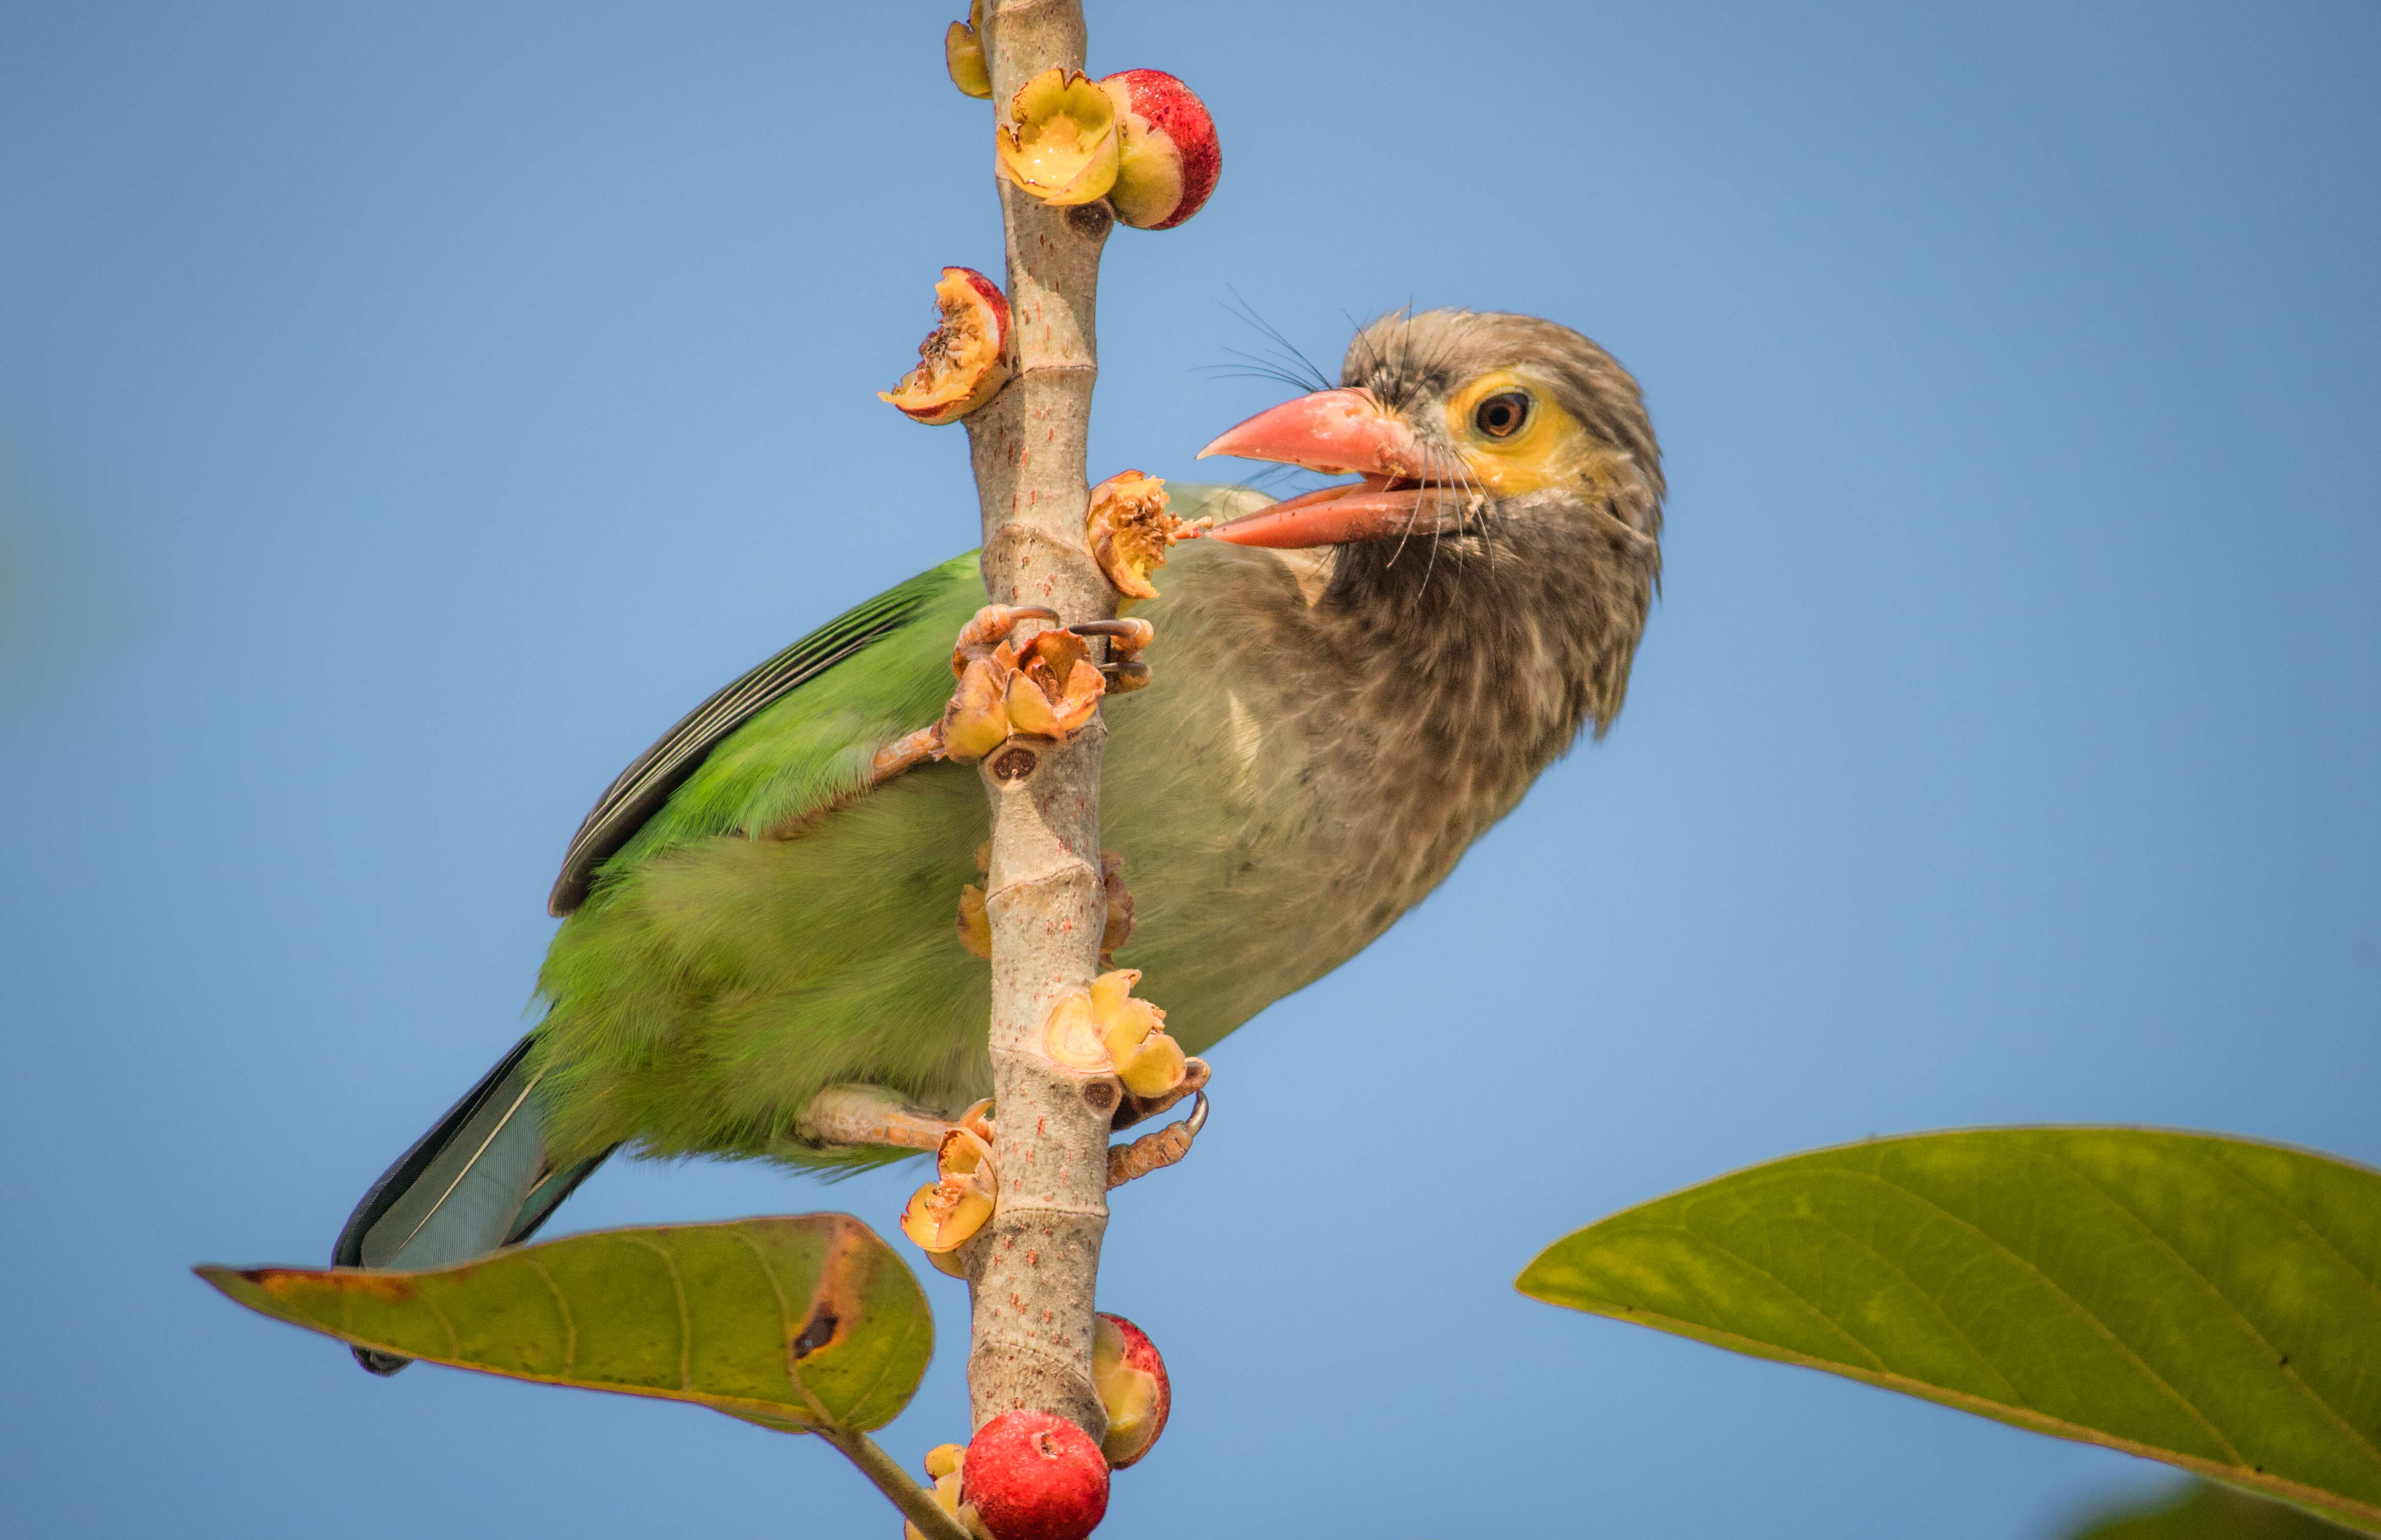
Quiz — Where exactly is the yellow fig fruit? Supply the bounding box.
[1115,1029,1186,1099]
[943,2,991,98]
[1085,968,1186,1098]
[900,1175,995,1252]
[994,68,1120,206]
[1042,991,1112,1072]
[1088,967,1139,1023]
[942,655,1014,762]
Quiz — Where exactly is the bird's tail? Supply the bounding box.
[333,1036,614,1375]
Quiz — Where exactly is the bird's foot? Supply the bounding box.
[1108,1087,1209,1189]
[1112,1055,1207,1133]
[1068,618,1155,696]
[1036,971,1208,1187]
[797,1084,992,1155]
[935,604,1134,765]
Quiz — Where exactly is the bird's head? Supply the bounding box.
[1197,308,1662,569]
[1197,309,1663,739]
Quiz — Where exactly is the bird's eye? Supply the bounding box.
[1473,391,1531,439]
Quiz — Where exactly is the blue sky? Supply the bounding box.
[3,3,2377,1536]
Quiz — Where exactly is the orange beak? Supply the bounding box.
[1195,388,1467,548]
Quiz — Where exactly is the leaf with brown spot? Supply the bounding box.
[197,1213,930,1434]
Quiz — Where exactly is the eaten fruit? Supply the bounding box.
[1042,991,1110,1072]
[880,267,1012,427]
[962,1410,1110,1540]
[898,1127,998,1253]
[944,1,990,98]
[1004,630,1104,741]
[1098,70,1221,230]
[995,68,1120,207]
[1086,471,1208,602]
[1091,1313,1172,1468]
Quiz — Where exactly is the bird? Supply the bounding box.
[334,308,1663,1371]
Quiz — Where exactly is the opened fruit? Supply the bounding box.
[1091,1313,1172,1468]
[995,68,1120,207]
[880,267,1012,427]
[943,1,990,98]
[1004,630,1104,741]
[1098,71,1220,230]
[1086,470,1208,602]
[899,1127,998,1253]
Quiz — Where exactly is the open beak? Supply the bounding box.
[1195,388,1469,548]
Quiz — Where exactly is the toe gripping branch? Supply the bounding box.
[1106,1060,1209,1189]
[867,606,1156,787]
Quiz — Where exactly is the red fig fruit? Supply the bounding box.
[879,267,1012,426]
[962,1410,1110,1540]
[1091,1313,1171,1468]
[1097,71,1220,230]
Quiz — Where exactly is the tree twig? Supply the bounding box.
[818,1426,973,1540]
[957,0,1119,1439]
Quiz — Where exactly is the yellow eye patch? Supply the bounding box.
[1442,368,1599,497]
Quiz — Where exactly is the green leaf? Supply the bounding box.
[2060,1480,2362,1540]
[199,1213,930,1433]
[1517,1129,2381,1534]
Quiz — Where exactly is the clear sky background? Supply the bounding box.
[4,4,2377,1536]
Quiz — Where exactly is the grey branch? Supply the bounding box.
[958,0,1120,1440]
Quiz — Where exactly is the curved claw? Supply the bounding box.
[1069,619,1156,695]
[951,604,1061,674]
[1067,618,1152,644]
[1104,1088,1208,1189]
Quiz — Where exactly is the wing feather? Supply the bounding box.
[547,571,955,915]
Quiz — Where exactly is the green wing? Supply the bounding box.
[549,556,981,915]
[532,554,995,1168]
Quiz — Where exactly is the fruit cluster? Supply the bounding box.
[884,16,1217,430]
[948,4,1219,230]
[1044,968,1189,1099]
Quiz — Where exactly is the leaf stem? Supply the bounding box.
[818,1426,973,1540]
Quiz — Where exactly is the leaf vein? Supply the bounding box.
[1640,1225,1893,1373]
[623,1235,693,1392]
[2042,1149,2381,1472]
[1831,1163,2244,1463]
[528,1258,576,1376]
